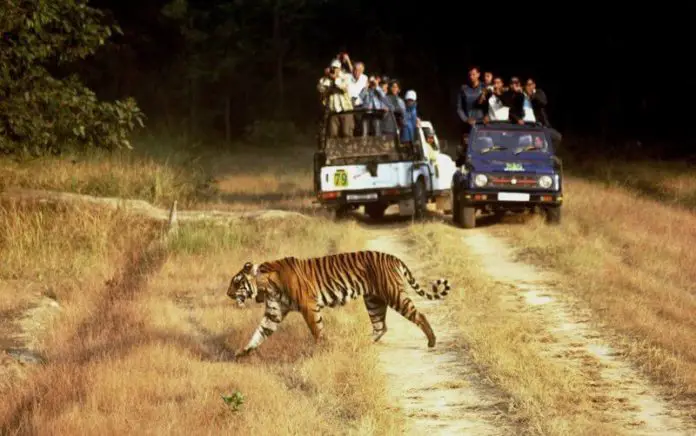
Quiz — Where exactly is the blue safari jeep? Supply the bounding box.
[451,121,563,228]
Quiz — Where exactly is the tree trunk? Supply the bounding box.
[273,2,285,116]
[189,77,198,140]
[224,94,231,144]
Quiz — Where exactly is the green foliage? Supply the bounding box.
[220,391,245,412]
[0,0,144,156]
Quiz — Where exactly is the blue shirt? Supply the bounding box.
[358,86,389,111]
[401,103,418,143]
[457,83,485,122]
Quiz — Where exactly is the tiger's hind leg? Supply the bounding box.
[387,292,436,348]
[363,294,388,342]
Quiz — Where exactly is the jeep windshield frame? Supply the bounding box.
[468,123,555,159]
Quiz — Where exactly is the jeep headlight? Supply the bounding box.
[473,174,488,187]
[538,175,553,189]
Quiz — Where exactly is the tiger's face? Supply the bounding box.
[227,262,263,307]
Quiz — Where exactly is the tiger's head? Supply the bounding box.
[227,262,264,308]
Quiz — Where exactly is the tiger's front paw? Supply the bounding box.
[234,348,252,359]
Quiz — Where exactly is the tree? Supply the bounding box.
[0,0,144,156]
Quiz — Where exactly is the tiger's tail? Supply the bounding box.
[398,259,450,300]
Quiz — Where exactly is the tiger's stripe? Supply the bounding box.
[227,250,451,358]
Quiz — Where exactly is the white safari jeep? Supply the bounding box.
[313,108,456,219]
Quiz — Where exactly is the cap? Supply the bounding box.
[330,59,341,68]
[405,90,417,101]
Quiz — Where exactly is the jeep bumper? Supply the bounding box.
[456,190,563,207]
[316,187,413,206]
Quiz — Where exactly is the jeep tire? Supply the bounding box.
[545,206,561,225]
[413,179,427,220]
[333,205,352,221]
[452,195,461,224]
[365,202,388,220]
[456,203,476,229]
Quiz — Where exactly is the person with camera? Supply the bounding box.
[380,80,406,136]
[317,59,354,137]
[501,77,526,125]
[358,75,390,136]
[337,52,368,108]
[525,77,562,145]
[485,76,509,121]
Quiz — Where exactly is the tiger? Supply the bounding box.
[226,250,451,358]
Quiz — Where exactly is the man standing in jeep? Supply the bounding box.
[457,67,486,141]
[503,77,526,125]
[525,77,562,145]
[317,59,354,137]
[455,66,486,166]
[382,80,406,135]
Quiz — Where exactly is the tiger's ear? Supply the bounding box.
[243,262,259,276]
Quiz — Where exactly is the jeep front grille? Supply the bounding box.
[485,174,542,190]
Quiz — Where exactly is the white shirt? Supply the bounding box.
[347,73,368,105]
[488,94,509,121]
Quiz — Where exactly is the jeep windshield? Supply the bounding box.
[470,129,551,157]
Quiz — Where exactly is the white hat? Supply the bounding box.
[405,90,417,101]
[330,59,341,68]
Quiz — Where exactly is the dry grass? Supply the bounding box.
[0,143,316,212]
[0,143,401,435]
[0,149,209,208]
[495,176,696,407]
[403,223,620,436]
[569,159,696,211]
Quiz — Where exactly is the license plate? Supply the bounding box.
[498,192,530,202]
[333,170,348,187]
[346,193,378,202]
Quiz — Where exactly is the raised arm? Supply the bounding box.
[532,89,548,107]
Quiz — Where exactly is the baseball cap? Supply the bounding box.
[330,59,341,68]
[405,90,417,101]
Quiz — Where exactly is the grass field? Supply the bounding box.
[0,142,401,435]
[496,172,696,409]
[568,159,696,211]
[3,136,696,434]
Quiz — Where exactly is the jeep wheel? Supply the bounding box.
[545,207,561,225]
[452,195,461,224]
[333,205,352,221]
[456,203,476,229]
[413,179,427,220]
[365,202,388,220]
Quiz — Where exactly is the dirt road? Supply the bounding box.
[365,227,516,435]
[358,215,696,435]
[460,229,696,435]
